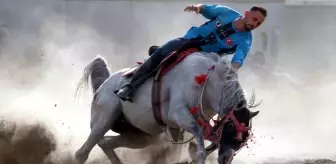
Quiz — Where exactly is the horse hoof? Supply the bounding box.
[74,150,88,164]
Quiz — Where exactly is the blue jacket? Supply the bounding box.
[184,4,252,66]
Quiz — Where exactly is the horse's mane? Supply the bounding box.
[187,51,262,112]
[246,90,262,108]
[213,56,261,115]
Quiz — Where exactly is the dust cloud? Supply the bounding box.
[235,5,336,164]
[0,1,199,164]
[0,1,114,164]
[0,1,336,164]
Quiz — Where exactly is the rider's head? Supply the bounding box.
[243,6,267,31]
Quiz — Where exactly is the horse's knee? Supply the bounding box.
[98,136,116,148]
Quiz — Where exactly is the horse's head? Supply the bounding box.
[216,99,260,164]
[206,57,261,163]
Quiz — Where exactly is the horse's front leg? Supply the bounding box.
[168,103,206,164]
[188,141,219,163]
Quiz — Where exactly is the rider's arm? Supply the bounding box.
[199,4,232,20]
[231,38,252,70]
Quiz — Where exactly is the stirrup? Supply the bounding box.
[114,84,135,102]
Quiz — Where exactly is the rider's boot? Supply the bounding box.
[114,56,157,102]
[148,45,160,56]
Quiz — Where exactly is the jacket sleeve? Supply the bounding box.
[231,39,252,67]
[201,4,232,20]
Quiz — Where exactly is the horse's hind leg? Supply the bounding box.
[75,93,122,164]
[98,132,153,164]
[97,136,123,164]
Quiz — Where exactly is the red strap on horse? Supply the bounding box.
[190,105,224,143]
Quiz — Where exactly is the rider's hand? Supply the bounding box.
[184,4,202,14]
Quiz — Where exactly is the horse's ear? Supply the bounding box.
[250,111,260,118]
[235,100,246,110]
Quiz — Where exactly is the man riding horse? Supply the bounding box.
[115,4,267,102]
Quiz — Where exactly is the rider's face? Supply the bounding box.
[244,10,265,31]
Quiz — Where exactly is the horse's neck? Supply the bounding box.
[179,52,221,118]
[202,69,223,118]
[189,54,233,117]
[174,53,229,118]
[203,60,242,117]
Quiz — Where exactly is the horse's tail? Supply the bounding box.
[75,55,110,99]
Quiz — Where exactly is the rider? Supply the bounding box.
[115,4,267,102]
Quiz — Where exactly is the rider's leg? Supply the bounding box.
[174,36,205,54]
[114,37,189,102]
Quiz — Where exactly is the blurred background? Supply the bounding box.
[1,0,336,164]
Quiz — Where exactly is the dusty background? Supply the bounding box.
[1,0,336,164]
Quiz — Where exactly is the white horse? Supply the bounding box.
[74,50,260,164]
